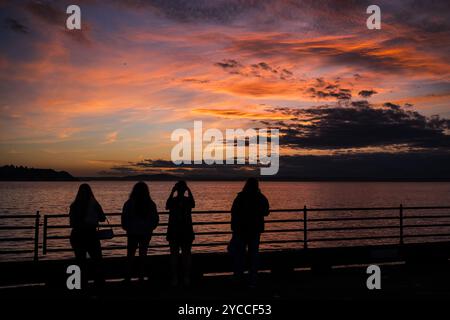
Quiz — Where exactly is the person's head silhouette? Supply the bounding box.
[242,177,259,193]
[174,180,188,196]
[73,183,95,206]
[130,181,152,201]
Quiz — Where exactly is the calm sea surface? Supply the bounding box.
[1,181,450,261]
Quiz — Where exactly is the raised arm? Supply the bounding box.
[187,187,195,208]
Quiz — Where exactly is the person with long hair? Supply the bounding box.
[69,183,106,288]
[230,178,270,287]
[166,180,195,286]
[121,181,159,282]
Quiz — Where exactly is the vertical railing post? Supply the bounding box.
[399,204,404,245]
[303,205,308,249]
[34,211,40,261]
[42,215,48,255]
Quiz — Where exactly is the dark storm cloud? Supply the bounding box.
[25,1,65,26]
[266,103,450,150]
[358,90,377,98]
[383,102,401,110]
[181,78,210,84]
[387,0,450,34]
[106,101,450,180]
[308,87,352,101]
[275,151,450,179]
[20,1,91,44]
[214,59,241,70]
[4,18,29,34]
[253,62,271,71]
[102,158,262,178]
[214,59,295,80]
[104,151,450,180]
[305,79,352,100]
[118,0,265,23]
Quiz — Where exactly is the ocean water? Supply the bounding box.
[1,181,450,261]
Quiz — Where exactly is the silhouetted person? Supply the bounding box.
[230,178,269,286]
[69,183,106,288]
[121,182,159,282]
[166,180,195,286]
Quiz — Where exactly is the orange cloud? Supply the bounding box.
[192,107,293,120]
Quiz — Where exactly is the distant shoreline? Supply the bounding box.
[3,165,450,182]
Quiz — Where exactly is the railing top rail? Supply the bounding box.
[1,205,449,219]
[303,206,450,211]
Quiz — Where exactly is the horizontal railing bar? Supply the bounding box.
[193,221,233,226]
[404,215,450,219]
[47,228,305,240]
[404,233,450,238]
[44,219,303,230]
[306,207,400,212]
[308,224,450,233]
[47,224,167,229]
[265,219,303,223]
[45,211,231,218]
[306,206,450,211]
[396,206,450,210]
[403,223,450,228]
[0,215,37,219]
[45,217,450,230]
[308,217,399,222]
[308,225,400,232]
[0,226,35,230]
[0,249,35,254]
[0,237,34,242]
[44,240,306,253]
[46,246,126,252]
[264,229,305,233]
[308,235,400,242]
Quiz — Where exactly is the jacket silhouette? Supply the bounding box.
[121,182,159,282]
[122,198,158,236]
[69,183,106,288]
[230,178,270,286]
[231,187,269,235]
[166,189,195,244]
[166,180,195,286]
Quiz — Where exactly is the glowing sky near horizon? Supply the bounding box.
[0,0,449,176]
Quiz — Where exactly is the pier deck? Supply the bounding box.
[1,241,450,301]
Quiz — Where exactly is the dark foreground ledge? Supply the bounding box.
[1,242,450,301]
[1,263,450,303]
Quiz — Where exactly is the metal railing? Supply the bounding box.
[0,211,40,261]
[1,205,450,261]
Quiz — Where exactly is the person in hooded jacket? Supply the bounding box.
[230,178,269,286]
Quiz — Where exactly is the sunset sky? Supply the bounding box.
[1,0,449,178]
